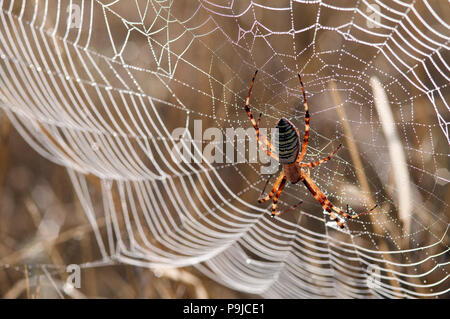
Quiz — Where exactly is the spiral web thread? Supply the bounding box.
[0,0,449,298]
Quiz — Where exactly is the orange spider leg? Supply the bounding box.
[245,70,279,161]
[272,199,303,217]
[329,199,378,219]
[300,171,345,228]
[315,187,377,219]
[270,177,287,216]
[256,112,262,128]
[300,144,343,167]
[301,171,376,227]
[296,73,310,163]
[267,175,303,217]
[258,172,285,203]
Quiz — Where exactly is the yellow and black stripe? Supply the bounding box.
[274,117,299,164]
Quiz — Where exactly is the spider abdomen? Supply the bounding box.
[275,117,299,164]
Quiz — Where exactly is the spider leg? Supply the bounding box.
[317,189,377,219]
[301,171,376,227]
[300,172,345,228]
[272,200,303,217]
[296,73,310,163]
[245,70,279,161]
[256,112,262,128]
[258,172,284,203]
[270,176,287,216]
[300,144,342,168]
[258,173,302,217]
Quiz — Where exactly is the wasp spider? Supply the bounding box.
[244,70,376,228]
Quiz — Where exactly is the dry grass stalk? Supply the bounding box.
[0,217,106,265]
[329,80,404,293]
[3,278,28,299]
[370,76,411,234]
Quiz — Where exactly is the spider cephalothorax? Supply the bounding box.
[244,70,376,228]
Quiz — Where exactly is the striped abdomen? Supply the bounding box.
[274,117,299,164]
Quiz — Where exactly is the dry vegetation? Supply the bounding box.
[0,1,448,299]
[0,114,255,298]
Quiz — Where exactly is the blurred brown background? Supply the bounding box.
[0,0,449,298]
[0,113,256,298]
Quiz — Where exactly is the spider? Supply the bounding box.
[244,70,377,229]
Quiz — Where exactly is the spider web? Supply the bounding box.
[0,0,449,298]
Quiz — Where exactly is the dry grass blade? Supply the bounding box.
[329,81,376,210]
[370,76,412,234]
[329,80,404,292]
